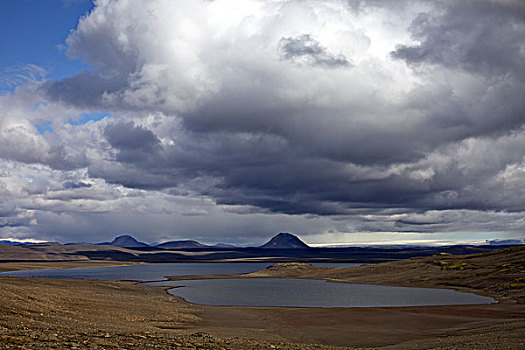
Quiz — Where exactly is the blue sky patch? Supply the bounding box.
[32,102,49,110]
[69,112,111,126]
[0,0,94,89]
[34,120,53,134]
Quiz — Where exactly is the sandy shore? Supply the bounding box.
[0,260,141,273]
[0,247,523,349]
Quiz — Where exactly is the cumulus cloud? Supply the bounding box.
[391,1,525,79]
[0,0,524,243]
[279,34,351,67]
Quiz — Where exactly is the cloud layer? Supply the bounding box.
[0,0,524,244]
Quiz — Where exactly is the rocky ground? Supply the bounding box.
[0,276,346,349]
[0,246,523,349]
[0,329,348,350]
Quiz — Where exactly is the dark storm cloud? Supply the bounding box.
[3,0,525,242]
[395,219,441,227]
[390,2,525,144]
[0,221,27,228]
[104,122,161,163]
[42,71,127,108]
[38,0,525,219]
[89,118,525,217]
[279,34,351,68]
[391,2,525,79]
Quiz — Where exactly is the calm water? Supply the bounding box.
[2,262,495,307]
[0,263,271,281]
[0,262,362,282]
[146,278,496,307]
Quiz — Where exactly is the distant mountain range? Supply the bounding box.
[486,239,524,246]
[80,234,525,250]
[2,231,524,251]
[0,240,44,246]
[95,232,310,249]
[2,233,523,264]
[2,234,523,265]
[0,240,24,246]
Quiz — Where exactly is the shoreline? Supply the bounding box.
[0,260,142,273]
[166,272,501,301]
[0,247,523,349]
[2,274,521,349]
[160,275,499,308]
[1,259,502,304]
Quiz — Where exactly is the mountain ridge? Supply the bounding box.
[156,240,209,249]
[105,235,149,248]
[260,233,310,249]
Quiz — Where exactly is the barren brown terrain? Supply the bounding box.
[0,260,140,273]
[0,246,523,349]
[0,275,343,350]
[247,245,525,303]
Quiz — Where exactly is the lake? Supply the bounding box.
[1,262,496,307]
[146,278,497,308]
[0,262,362,281]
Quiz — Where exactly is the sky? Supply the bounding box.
[0,0,524,246]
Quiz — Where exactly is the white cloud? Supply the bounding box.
[0,0,524,244]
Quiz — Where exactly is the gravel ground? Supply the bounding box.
[0,246,523,349]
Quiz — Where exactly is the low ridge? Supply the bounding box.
[212,243,237,248]
[260,233,310,249]
[156,240,208,249]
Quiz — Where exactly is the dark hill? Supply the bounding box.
[260,233,310,249]
[0,240,23,246]
[212,243,237,248]
[108,235,149,248]
[156,240,208,249]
